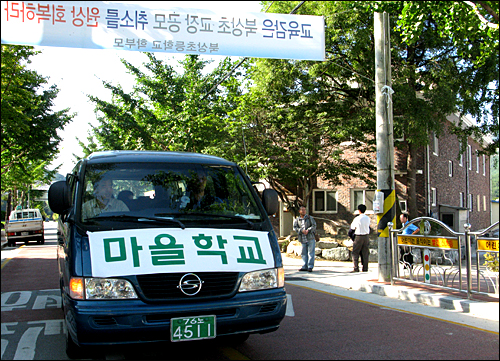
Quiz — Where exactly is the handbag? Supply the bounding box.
[348,228,356,241]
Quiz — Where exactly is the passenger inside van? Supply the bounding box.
[82,178,129,221]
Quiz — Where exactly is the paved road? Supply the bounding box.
[1,222,498,360]
[233,283,498,360]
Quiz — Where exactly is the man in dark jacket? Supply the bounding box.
[293,206,317,272]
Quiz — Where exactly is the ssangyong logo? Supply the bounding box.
[177,273,204,296]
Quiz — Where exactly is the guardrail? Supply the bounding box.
[389,218,499,300]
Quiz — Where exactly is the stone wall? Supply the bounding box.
[283,236,379,263]
[282,236,462,266]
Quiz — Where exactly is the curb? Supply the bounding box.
[356,280,499,321]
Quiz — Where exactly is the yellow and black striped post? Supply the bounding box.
[376,189,396,282]
[376,189,396,238]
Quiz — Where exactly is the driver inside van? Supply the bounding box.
[185,175,224,211]
[82,178,129,221]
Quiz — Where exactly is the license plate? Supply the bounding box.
[21,232,29,236]
[170,315,216,342]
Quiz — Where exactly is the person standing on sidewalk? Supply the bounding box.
[350,204,371,273]
[293,206,317,272]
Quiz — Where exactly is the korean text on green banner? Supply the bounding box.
[1,1,325,61]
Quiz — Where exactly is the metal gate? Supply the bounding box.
[389,217,499,299]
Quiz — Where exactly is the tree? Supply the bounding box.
[378,1,499,155]
[82,54,246,157]
[232,57,376,210]
[375,0,498,216]
[1,45,73,212]
[254,1,498,217]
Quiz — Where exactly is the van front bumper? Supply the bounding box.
[64,288,287,346]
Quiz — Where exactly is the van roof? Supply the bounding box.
[86,151,236,166]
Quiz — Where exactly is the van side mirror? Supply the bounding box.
[262,189,279,216]
[48,181,72,215]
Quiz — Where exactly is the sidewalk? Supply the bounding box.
[282,253,499,322]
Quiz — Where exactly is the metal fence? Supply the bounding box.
[389,218,499,299]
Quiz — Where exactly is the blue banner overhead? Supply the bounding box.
[1,1,325,60]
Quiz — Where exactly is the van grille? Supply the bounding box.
[136,272,240,300]
[92,316,118,326]
[259,303,278,314]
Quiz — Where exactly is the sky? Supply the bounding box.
[24,1,263,176]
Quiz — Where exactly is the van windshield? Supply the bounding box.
[79,162,264,226]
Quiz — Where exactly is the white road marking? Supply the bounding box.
[13,326,43,360]
[285,294,295,317]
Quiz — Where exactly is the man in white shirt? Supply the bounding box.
[349,204,371,272]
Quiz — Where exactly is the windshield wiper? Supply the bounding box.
[86,214,185,229]
[170,213,256,228]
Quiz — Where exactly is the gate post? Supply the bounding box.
[464,223,472,300]
[388,222,394,286]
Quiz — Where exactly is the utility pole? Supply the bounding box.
[374,12,395,282]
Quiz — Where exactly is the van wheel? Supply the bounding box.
[65,326,87,359]
[7,239,15,247]
[66,334,78,359]
[63,315,85,359]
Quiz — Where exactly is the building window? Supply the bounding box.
[477,194,481,212]
[467,145,472,170]
[313,190,338,213]
[352,189,375,212]
[459,192,465,208]
[483,195,487,211]
[476,154,480,173]
[459,153,463,167]
[483,155,486,176]
[432,132,439,156]
[431,188,437,207]
[448,160,453,177]
[468,194,473,212]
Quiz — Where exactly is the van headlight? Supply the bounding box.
[85,278,138,300]
[239,268,285,292]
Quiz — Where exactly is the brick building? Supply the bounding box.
[295,114,492,236]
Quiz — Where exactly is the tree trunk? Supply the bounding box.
[5,191,12,224]
[407,142,418,219]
